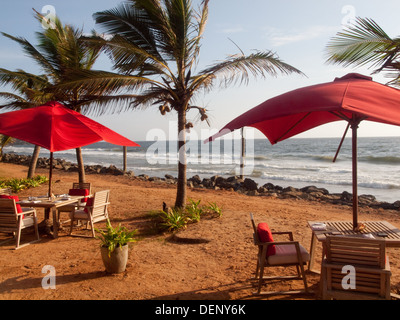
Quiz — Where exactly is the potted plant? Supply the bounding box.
[96,219,137,274]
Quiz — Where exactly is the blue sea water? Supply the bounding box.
[4,136,400,203]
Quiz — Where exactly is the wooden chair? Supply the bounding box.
[57,182,92,223]
[321,236,391,300]
[0,188,12,195]
[0,198,40,249]
[69,189,110,238]
[250,213,310,295]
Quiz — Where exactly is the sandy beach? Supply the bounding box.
[1,162,400,301]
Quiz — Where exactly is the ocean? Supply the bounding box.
[4,136,400,203]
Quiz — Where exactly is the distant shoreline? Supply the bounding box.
[2,152,400,212]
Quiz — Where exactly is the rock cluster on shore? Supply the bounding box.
[2,152,400,211]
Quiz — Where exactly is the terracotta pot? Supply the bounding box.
[100,244,129,274]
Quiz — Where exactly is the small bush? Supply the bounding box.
[0,175,48,193]
[152,199,223,232]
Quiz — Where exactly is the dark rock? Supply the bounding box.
[341,191,353,202]
[243,178,258,191]
[301,185,329,195]
[189,175,202,185]
[282,186,299,193]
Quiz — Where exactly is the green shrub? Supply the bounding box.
[0,175,48,193]
[152,199,223,233]
[159,207,189,232]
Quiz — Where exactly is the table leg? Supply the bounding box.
[52,207,58,239]
[308,233,319,273]
[44,208,50,220]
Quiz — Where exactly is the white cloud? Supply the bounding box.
[218,25,245,35]
[265,25,339,47]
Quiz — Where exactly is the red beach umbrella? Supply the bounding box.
[207,73,400,229]
[0,101,140,196]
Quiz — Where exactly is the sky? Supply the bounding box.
[1,0,400,141]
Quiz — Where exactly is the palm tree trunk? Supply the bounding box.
[175,109,187,208]
[28,145,41,178]
[76,147,86,183]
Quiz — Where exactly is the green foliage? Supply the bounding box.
[159,207,189,232]
[95,219,137,257]
[207,201,223,217]
[185,199,203,222]
[153,199,223,233]
[0,175,48,193]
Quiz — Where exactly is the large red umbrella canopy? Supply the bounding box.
[207,73,400,229]
[0,101,139,151]
[0,101,140,197]
[209,73,400,144]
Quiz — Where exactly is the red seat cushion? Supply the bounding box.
[84,197,94,213]
[257,222,276,256]
[69,188,90,202]
[0,195,23,216]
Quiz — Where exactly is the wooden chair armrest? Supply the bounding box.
[18,208,36,216]
[81,202,110,212]
[270,240,299,246]
[257,240,299,247]
[272,231,294,241]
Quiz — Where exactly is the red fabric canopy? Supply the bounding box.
[208,73,400,144]
[0,101,140,151]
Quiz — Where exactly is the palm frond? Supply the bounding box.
[94,1,163,61]
[52,69,164,98]
[1,32,57,77]
[194,50,304,91]
[67,94,139,116]
[326,17,399,71]
[186,0,209,69]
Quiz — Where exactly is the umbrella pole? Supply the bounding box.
[351,120,359,230]
[240,128,245,179]
[333,123,350,163]
[48,152,53,198]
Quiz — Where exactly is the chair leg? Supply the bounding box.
[257,266,264,294]
[15,218,22,249]
[89,219,95,238]
[255,257,260,279]
[299,263,308,293]
[320,264,327,299]
[295,265,301,277]
[69,215,75,235]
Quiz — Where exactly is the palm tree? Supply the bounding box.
[325,17,400,87]
[0,11,136,181]
[60,0,304,208]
